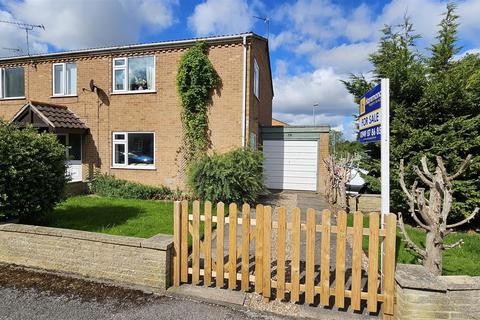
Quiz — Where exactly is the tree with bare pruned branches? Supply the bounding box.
[324,154,356,209]
[398,155,479,275]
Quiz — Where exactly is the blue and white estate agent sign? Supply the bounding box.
[358,83,382,143]
[358,79,390,275]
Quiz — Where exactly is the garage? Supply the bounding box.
[261,126,330,192]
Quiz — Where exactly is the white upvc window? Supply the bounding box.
[254,58,260,99]
[53,62,77,96]
[112,132,155,169]
[0,67,25,99]
[112,56,155,93]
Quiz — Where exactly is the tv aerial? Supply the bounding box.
[2,47,22,56]
[0,20,45,56]
[253,16,270,39]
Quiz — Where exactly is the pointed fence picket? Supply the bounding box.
[172,201,396,317]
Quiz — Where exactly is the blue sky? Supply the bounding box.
[1,0,479,139]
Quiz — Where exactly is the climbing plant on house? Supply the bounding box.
[177,42,219,164]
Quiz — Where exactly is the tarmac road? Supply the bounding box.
[0,265,286,320]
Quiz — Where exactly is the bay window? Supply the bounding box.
[112,132,154,168]
[0,67,25,99]
[53,62,77,96]
[113,56,155,93]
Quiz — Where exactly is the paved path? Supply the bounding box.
[203,192,372,318]
[0,265,285,320]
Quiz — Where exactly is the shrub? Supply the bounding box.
[89,173,181,200]
[187,148,266,204]
[0,122,67,222]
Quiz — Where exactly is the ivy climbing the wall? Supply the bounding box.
[176,42,219,164]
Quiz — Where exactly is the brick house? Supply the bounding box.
[0,33,273,189]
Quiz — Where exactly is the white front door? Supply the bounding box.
[263,140,318,191]
[57,134,83,182]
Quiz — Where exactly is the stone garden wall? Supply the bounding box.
[0,224,173,290]
[394,264,480,319]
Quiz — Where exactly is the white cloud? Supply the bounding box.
[2,0,178,53]
[274,59,289,77]
[269,31,297,51]
[188,0,254,36]
[273,68,356,117]
[310,42,377,74]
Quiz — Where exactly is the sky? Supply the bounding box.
[1,0,479,140]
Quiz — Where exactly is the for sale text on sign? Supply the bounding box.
[358,83,381,143]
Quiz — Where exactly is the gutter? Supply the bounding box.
[241,34,247,147]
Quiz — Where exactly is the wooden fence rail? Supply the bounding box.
[173,200,396,316]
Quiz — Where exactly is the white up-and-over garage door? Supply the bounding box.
[263,140,318,191]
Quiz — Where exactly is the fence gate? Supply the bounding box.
[172,200,396,316]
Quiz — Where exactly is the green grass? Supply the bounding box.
[347,213,480,276]
[45,196,174,238]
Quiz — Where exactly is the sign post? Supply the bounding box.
[358,78,390,278]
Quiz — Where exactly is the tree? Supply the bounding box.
[0,122,67,222]
[398,155,478,275]
[324,154,356,208]
[343,4,480,223]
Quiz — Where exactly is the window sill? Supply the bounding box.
[111,90,156,95]
[110,166,156,171]
[0,96,26,101]
[51,95,78,98]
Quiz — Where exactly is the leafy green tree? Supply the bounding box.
[343,4,480,222]
[0,122,67,222]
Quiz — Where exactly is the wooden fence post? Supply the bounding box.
[320,209,331,306]
[351,211,363,311]
[383,213,397,316]
[241,203,251,291]
[291,207,301,303]
[204,201,212,286]
[262,206,272,301]
[216,202,225,288]
[335,210,347,308]
[192,200,200,285]
[277,207,286,300]
[255,204,264,293]
[305,208,316,304]
[173,201,181,287]
[180,200,189,282]
[367,212,380,313]
[228,203,238,289]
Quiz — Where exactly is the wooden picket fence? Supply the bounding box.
[172,200,396,316]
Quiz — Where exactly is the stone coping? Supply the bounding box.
[396,264,480,292]
[0,223,173,251]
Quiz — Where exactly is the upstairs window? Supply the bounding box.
[53,63,77,96]
[254,59,259,99]
[113,56,155,93]
[0,67,25,99]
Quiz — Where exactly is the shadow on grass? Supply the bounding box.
[43,204,145,234]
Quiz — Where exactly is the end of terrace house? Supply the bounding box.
[0,33,274,189]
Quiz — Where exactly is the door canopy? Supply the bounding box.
[10,101,88,134]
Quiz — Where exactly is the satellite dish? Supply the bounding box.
[89,79,96,92]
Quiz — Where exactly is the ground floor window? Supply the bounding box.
[112,132,154,168]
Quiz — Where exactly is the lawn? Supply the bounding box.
[45,196,174,238]
[347,213,480,276]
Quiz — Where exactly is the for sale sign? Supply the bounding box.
[358,83,381,143]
